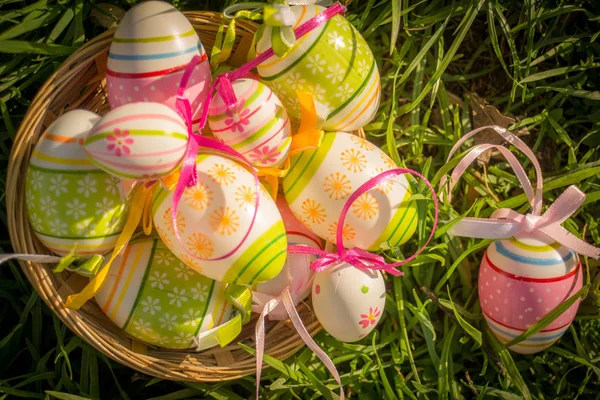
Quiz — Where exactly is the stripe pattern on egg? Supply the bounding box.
[107,0,211,122]
[282,132,418,250]
[208,79,292,167]
[84,102,188,180]
[95,239,233,350]
[152,154,287,285]
[479,237,582,354]
[26,110,128,256]
[256,5,381,132]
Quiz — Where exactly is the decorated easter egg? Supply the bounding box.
[152,154,287,285]
[256,5,381,132]
[96,239,236,350]
[282,131,417,250]
[84,102,188,180]
[107,1,211,122]
[25,110,128,257]
[253,196,322,310]
[479,236,582,354]
[208,79,292,167]
[312,263,385,342]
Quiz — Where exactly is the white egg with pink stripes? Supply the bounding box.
[84,102,188,180]
[208,78,291,168]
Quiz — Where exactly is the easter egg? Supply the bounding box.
[152,154,287,285]
[25,110,128,257]
[479,236,583,354]
[84,102,188,180]
[208,79,291,167]
[107,0,211,122]
[253,196,322,314]
[95,239,235,350]
[312,263,385,342]
[256,5,381,132]
[282,131,418,251]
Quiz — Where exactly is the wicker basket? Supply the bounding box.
[6,12,325,382]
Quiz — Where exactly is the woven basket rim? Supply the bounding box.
[6,11,325,382]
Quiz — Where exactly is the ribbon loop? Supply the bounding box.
[444,125,600,259]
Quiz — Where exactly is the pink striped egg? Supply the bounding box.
[84,102,188,180]
[479,236,582,354]
[208,79,291,167]
[107,1,211,122]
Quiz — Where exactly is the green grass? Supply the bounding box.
[1,0,600,398]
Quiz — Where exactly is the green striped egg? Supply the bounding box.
[256,5,381,132]
[25,110,128,257]
[208,78,291,168]
[84,102,188,180]
[95,238,234,350]
[152,154,287,285]
[282,132,417,251]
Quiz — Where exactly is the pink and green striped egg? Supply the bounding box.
[84,102,188,180]
[208,78,291,168]
[25,110,128,257]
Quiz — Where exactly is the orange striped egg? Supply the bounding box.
[96,239,235,350]
[256,5,381,132]
[480,236,582,354]
[152,154,287,285]
[107,1,211,122]
[282,132,417,251]
[25,110,128,257]
[208,79,291,168]
[84,102,188,180]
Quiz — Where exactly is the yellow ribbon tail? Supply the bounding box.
[256,157,290,198]
[64,183,156,310]
[290,91,324,155]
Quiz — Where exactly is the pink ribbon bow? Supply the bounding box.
[289,168,440,274]
[441,125,600,259]
[169,2,347,261]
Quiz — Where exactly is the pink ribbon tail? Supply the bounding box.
[281,288,344,400]
[255,296,281,399]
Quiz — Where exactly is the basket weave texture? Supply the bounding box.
[6,12,324,382]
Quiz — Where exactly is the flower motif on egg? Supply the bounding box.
[224,102,251,133]
[359,306,381,329]
[186,233,214,258]
[250,145,281,165]
[352,193,379,220]
[184,183,213,211]
[210,207,240,235]
[323,172,352,200]
[106,128,134,157]
[340,148,367,173]
[208,164,236,186]
[301,199,326,224]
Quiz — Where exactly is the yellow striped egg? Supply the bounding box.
[208,79,291,168]
[479,235,582,354]
[282,132,417,251]
[256,5,381,132]
[152,154,287,285]
[107,0,211,122]
[25,110,128,257]
[84,102,188,180]
[95,238,234,350]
